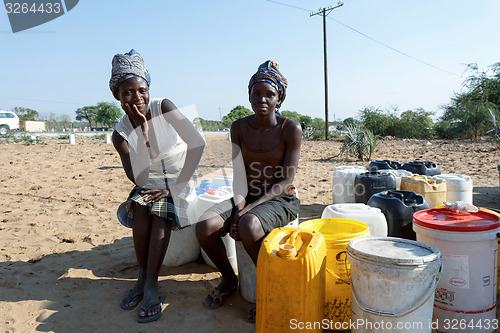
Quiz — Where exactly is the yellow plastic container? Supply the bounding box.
[400,174,447,208]
[256,227,326,333]
[299,218,370,328]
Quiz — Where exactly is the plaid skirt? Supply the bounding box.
[117,186,182,230]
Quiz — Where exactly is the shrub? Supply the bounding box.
[338,123,377,161]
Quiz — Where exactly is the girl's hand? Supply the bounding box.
[141,189,171,203]
[229,212,243,241]
[122,103,147,130]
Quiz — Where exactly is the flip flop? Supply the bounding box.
[203,285,237,309]
[137,297,163,324]
[120,290,143,311]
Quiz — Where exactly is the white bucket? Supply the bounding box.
[413,208,500,333]
[236,190,300,304]
[378,169,413,190]
[434,174,473,205]
[321,203,388,237]
[69,134,75,145]
[332,166,367,204]
[347,237,441,333]
[196,187,238,270]
[164,190,200,266]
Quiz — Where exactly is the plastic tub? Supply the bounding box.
[413,208,500,333]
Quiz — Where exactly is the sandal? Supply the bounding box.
[203,285,237,309]
[245,304,256,323]
[137,297,163,323]
[120,289,143,311]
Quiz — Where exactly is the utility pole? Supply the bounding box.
[310,2,343,140]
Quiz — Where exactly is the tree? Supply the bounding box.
[96,102,122,127]
[59,114,72,131]
[396,108,434,139]
[75,106,98,128]
[358,106,398,137]
[438,62,500,139]
[12,107,39,121]
[222,105,253,127]
[281,110,302,123]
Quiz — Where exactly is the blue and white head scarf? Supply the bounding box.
[248,60,288,114]
[109,49,151,93]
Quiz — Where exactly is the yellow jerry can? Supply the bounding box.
[256,227,326,333]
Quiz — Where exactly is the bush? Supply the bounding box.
[338,123,377,161]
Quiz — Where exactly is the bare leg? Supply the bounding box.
[121,203,151,309]
[238,214,265,265]
[196,211,238,295]
[139,214,173,318]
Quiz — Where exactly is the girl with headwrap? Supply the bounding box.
[110,50,205,323]
[196,60,301,322]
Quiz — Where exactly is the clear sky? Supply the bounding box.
[1,0,499,122]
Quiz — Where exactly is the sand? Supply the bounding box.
[0,132,499,332]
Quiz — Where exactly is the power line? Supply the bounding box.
[265,0,460,77]
[0,95,86,106]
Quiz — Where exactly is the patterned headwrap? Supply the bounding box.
[109,49,151,93]
[248,60,288,113]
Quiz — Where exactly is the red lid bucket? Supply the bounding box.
[413,208,500,232]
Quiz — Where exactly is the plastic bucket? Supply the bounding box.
[413,208,500,333]
[347,237,441,333]
[480,208,500,294]
[299,218,370,327]
[321,203,387,237]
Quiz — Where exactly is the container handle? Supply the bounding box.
[345,254,442,317]
[325,267,350,285]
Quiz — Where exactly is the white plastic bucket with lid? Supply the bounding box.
[212,175,233,188]
[413,208,500,333]
[332,166,367,204]
[164,190,199,266]
[378,169,413,190]
[236,190,300,303]
[196,186,238,270]
[434,174,473,204]
[347,237,441,333]
[321,203,388,237]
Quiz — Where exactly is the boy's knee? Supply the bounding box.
[238,214,261,235]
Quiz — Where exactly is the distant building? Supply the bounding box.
[22,121,46,132]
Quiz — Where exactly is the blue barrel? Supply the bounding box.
[369,160,402,171]
[401,161,441,176]
[367,190,430,240]
[354,171,397,204]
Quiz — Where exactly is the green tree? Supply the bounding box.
[343,117,359,127]
[438,62,500,139]
[222,105,252,127]
[358,106,398,137]
[96,102,122,127]
[299,115,312,127]
[59,114,72,131]
[281,110,301,123]
[396,108,434,139]
[76,106,98,128]
[12,107,39,121]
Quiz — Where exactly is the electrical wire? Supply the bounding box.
[265,0,460,77]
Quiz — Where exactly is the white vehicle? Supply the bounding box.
[0,111,20,135]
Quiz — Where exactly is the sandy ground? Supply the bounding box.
[0,132,499,332]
